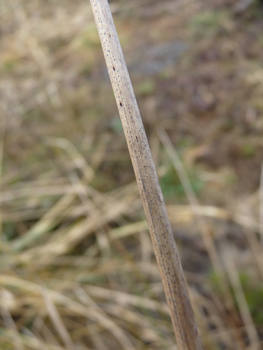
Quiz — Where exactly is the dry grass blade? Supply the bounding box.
[0,289,24,350]
[75,288,136,350]
[90,1,202,348]
[260,163,263,245]
[85,285,169,314]
[0,116,6,239]
[157,128,221,269]
[223,248,260,349]
[42,287,74,350]
[244,230,263,279]
[0,274,140,349]
[157,128,238,316]
[44,137,95,183]
[11,192,75,252]
[21,188,138,261]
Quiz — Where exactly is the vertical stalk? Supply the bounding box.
[90,1,203,349]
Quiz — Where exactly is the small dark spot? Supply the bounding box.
[120,102,123,107]
[113,67,115,71]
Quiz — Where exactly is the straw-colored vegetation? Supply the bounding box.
[1,0,263,349]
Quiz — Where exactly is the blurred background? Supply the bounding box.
[1,0,263,349]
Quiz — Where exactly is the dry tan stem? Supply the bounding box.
[0,116,6,239]
[260,163,263,245]
[223,248,260,348]
[90,1,203,349]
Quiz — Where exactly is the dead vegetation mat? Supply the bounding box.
[1,0,263,349]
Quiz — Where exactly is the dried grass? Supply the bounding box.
[1,0,263,349]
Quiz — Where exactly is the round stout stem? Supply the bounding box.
[90,1,203,349]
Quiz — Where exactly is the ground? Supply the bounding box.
[0,0,263,349]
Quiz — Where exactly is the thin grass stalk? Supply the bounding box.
[157,129,236,308]
[0,116,6,239]
[0,290,24,350]
[89,1,203,349]
[260,163,263,245]
[223,248,260,348]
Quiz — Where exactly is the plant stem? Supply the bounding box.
[90,1,203,349]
